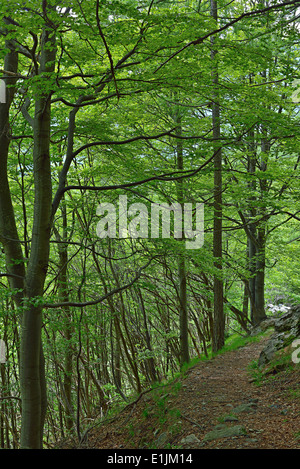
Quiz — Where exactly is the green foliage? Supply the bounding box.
[216,332,265,356]
[0,0,300,448]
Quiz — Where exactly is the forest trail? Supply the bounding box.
[74,336,300,450]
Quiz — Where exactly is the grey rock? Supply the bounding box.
[224,415,239,422]
[258,305,300,367]
[180,434,200,445]
[155,432,168,448]
[274,307,300,333]
[203,425,247,441]
[245,438,259,444]
[232,403,256,413]
[250,318,276,336]
[214,424,227,430]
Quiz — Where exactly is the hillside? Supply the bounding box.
[59,333,300,450]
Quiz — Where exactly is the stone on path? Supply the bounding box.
[203,425,247,442]
[180,434,201,445]
[232,402,257,413]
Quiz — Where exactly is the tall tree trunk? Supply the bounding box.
[20,26,56,449]
[247,127,257,322]
[253,133,268,324]
[0,46,25,306]
[175,111,190,366]
[211,0,224,353]
[0,40,28,447]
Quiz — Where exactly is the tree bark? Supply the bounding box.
[19,26,56,449]
[253,133,268,324]
[211,0,224,353]
[247,128,257,322]
[0,47,25,306]
[175,111,190,367]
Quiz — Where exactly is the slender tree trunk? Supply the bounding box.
[178,256,189,365]
[113,319,123,391]
[136,287,158,382]
[211,0,224,353]
[242,281,249,319]
[248,228,257,322]
[254,225,266,323]
[253,134,268,324]
[109,263,142,393]
[175,111,190,366]
[247,126,257,323]
[55,200,74,433]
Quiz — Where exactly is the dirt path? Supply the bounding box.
[174,337,299,449]
[75,337,300,450]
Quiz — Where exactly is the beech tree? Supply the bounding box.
[0,0,299,449]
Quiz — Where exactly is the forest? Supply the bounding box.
[0,0,300,450]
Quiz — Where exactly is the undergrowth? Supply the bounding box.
[77,329,272,445]
[106,330,269,421]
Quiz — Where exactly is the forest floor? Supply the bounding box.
[62,334,300,450]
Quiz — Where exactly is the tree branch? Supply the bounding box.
[155,0,300,72]
[95,0,119,100]
[43,257,156,308]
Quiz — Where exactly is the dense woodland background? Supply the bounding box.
[0,0,300,449]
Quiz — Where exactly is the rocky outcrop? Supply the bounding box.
[257,305,300,368]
